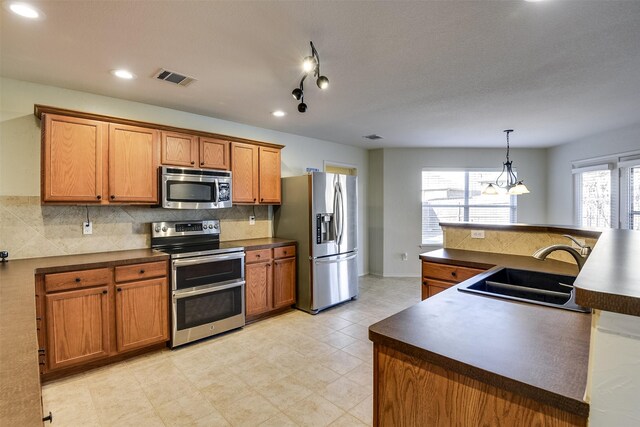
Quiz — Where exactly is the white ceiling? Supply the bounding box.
[2,1,640,149]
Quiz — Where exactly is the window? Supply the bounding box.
[421,170,517,245]
[573,152,640,230]
[574,168,613,228]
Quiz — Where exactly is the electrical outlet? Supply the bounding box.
[401,252,408,261]
[83,221,93,235]
[249,216,256,225]
[471,230,485,239]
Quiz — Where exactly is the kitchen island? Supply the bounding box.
[369,228,640,426]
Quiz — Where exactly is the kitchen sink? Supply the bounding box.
[458,267,590,313]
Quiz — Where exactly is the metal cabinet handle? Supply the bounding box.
[42,412,53,423]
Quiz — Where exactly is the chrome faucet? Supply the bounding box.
[532,235,592,272]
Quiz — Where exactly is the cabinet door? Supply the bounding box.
[115,278,168,353]
[46,286,110,370]
[273,257,296,309]
[258,147,282,204]
[161,131,198,167]
[42,113,107,203]
[231,142,259,203]
[200,137,230,170]
[246,261,272,316]
[108,124,160,203]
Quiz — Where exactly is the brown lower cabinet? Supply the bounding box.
[421,261,485,300]
[245,244,296,321]
[36,260,169,378]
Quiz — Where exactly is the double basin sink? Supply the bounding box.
[458,267,590,313]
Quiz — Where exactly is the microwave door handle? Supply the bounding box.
[215,179,219,207]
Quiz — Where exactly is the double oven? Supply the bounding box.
[152,220,245,347]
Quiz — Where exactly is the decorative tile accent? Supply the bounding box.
[0,196,271,259]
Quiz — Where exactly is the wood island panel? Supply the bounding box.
[375,344,587,427]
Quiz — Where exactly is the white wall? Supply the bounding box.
[546,122,640,225]
[371,147,548,277]
[0,78,369,274]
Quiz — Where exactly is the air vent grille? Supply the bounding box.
[154,69,196,87]
[363,134,383,140]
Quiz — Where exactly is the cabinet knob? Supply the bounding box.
[256,254,260,258]
[266,263,271,267]
[191,161,195,165]
[200,162,204,166]
[110,195,115,200]
[75,278,81,283]
[97,195,101,200]
[260,198,264,202]
[253,198,257,202]
[451,271,457,277]
[102,290,108,294]
[42,412,53,423]
[139,269,145,274]
[117,288,122,292]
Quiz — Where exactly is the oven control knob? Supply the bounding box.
[208,224,213,229]
[162,226,168,232]
[213,223,219,229]
[154,225,161,232]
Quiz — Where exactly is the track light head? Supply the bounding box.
[292,88,303,100]
[302,56,316,73]
[316,76,329,89]
[297,102,307,113]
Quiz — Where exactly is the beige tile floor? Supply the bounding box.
[42,276,420,426]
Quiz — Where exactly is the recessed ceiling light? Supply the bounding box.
[272,110,286,117]
[111,69,136,80]
[7,2,43,19]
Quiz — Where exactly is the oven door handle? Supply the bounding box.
[172,252,245,267]
[173,281,245,299]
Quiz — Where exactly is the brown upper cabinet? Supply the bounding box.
[161,132,230,170]
[231,142,282,204]
[41,113,160,205]
[42,114,108,203]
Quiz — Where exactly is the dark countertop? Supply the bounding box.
[440,221,602,239]
[221,237,296,251]
[372,248,591,417]
[0,249,169,427]
[574,229,640,317]
[420,248,581,276]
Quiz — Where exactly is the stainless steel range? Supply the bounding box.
[151,220,245,348]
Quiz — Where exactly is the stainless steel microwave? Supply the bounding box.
[161,166,232,209]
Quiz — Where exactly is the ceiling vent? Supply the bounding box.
[363,134,383,140]
[154,69,196,87]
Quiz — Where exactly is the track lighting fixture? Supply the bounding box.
[291,41,329,113]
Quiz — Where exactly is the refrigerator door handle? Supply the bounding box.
[314,253,358,264]
[337,181,345,245]
[333,182,340,243]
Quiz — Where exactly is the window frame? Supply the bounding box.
[421,168,518,247]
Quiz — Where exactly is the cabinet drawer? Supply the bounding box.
[422,262,484,283]
[246,249,272,264]
[45,268,111,292]
[115,261,167,283]
[428,284,450,298]
[274,245,295,259]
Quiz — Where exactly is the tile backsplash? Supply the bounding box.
[0,196,271,260]
[443,226,599,265]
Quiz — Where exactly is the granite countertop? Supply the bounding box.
[371,249,591,417]
[0,249,169,427]
[0,237,297,425]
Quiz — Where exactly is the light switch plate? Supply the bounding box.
[471,230,485,239]
[249,216,256,225]
[83,221,93,235]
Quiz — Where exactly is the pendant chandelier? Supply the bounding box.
[482,129,530,196]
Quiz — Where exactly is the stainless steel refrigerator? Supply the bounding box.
[274,172,358,314]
